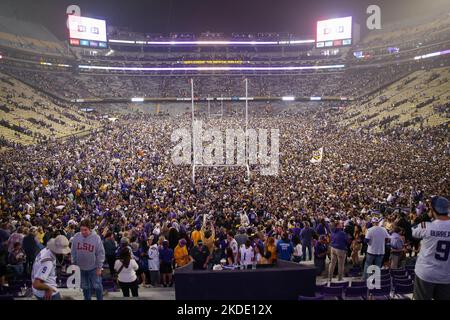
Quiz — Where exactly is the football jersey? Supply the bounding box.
[239,245,254,266]
[413,220,450,284]
[31,248,58,298]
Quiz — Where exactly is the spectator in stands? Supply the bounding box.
[174,239,191,268]
[103,232,117,278]
[292,236,303,263]
[276,233,293,262]
[412,196,450,300]
[314,235,328,276]
[389,226,405,269]
[8,242,25,279]
[351,225,363,267]
[227,232,239,263]
[209,240,224,269]
[364,217,390,279]
[190,240,210,270]
[235,227,249,248]
[147,237,160,287]
[201,224,215,255]
[328,222,349,281]
[265,237,277,264]
[32,235,70,300]
[191,225,202,247]
[7,227,25,253]
[300,222,314,261]
[115,247,139,298]
[71,219,105,301]
[22,227,40,275]
[159,240,174,287]
[239,239,255,268]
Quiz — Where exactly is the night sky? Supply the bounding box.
[0,0,449,39]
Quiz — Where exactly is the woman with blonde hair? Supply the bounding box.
[265,237,277,264]
[351,225,363,266]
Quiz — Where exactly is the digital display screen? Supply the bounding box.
[68,15,108,49]
[316,16,352,48]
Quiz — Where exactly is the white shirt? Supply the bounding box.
[293,244,303,257]
[239,245,254,266]
[147,245,160,271]
[114,259,138,283]
[31,248,58,298]
[366,226,390,255]
[413,220,450,284]
[229,239,239,262]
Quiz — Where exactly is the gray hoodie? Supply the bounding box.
[71,231,105,271]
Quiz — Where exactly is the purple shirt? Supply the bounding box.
[330,228,349,251]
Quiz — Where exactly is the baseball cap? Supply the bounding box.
[197,240,203,245]
[431,196,449,216]
[371,217,379,223]
[47,235,70,255]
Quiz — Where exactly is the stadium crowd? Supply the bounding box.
[0,106,448,299]
[1,61,416,100]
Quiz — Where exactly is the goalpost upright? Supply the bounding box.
[190,77,250,185]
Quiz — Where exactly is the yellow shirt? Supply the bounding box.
[191,230,202,246]
[37,232,44,244]
[267,245,277,263]
[174,245,190,267]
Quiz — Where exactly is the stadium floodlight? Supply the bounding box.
[109,39,317,46]
[131,97,145,102]
[414,49,450,60]
[282,96,295,101]
[310,97,322,101]
[145,40,279,45]
[108,39,136,44]
[78,64,345,72]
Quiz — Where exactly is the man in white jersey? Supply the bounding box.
[238,240,255,269]
[412,196,450,300]
[32,235,70,300]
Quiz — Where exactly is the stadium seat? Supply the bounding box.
[0,294,14,301]
[393,278,413,286]
[322,286,344,300]
[329,281,349,288]
[380,278,392,287]
[345,286,368,300]
[315,283,326,294]
[298,294,324,301]
[391,268,407,277]
[380,269,391,276]
[350,280,367,288]
[393,283,414,297]
[369,285,392,300]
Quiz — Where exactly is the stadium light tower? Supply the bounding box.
[191,78,195,185]
[245,78,250,183]
[190,78,251,185]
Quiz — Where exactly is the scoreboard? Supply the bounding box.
[68,15,108,49]
[316,16,352,48]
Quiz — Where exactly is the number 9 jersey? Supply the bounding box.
[413,220,450,284]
